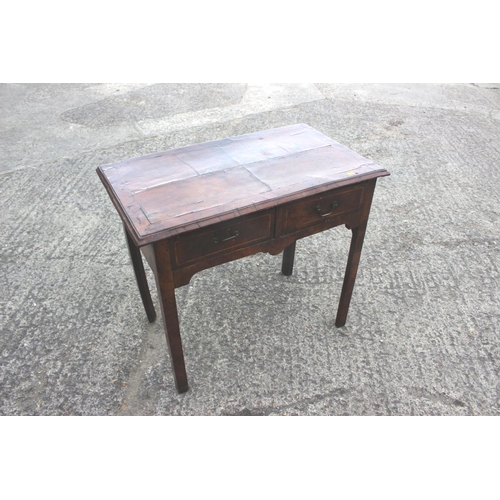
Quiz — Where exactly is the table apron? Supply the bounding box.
[140,179,376,289]
[169,209,365,288]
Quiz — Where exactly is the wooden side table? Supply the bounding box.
[97,124,389,393]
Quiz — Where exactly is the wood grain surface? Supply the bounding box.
[97,124,389,246]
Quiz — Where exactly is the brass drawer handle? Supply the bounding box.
[212,230,240,244]
[315,201,339,217]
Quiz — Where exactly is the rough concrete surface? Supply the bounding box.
[1,83,499,415]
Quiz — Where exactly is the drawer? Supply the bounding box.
[173,210,274,267]
[282,186,364,234]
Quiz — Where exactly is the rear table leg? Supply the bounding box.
[281,241,296,276]
[124,225,156,323]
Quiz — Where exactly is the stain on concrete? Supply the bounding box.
[60,83,247,128]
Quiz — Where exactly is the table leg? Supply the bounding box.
[124,226,156,323]
[152,240,189,393]
[281,241,296,276]
[335,221,368,327]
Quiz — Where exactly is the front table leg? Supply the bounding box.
[335,221,368,327]
[152,240,189,393]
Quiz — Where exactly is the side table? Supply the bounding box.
[97,123,389,393]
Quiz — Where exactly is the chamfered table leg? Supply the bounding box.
[124,225,156,323]
[152,240,189,393]
[281,241,296,276]
[335,221,368,327]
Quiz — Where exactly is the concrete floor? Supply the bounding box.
[1,83,499,415]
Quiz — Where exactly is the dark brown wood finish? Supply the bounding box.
[97,124,389,393]
[335,221,368,327]
[97,123,388,247]
[172,210,274,267]
[280,184,365,235]
[150,240,189,393]
[124,225,156,323]
[281,241,296,276]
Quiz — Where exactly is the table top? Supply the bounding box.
[97,123,389,246]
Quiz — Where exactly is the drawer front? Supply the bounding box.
[283,186,364,234]
[173,211,274,267]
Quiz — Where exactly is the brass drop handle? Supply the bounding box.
[212,230,240,244]
[316,201,339,217]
